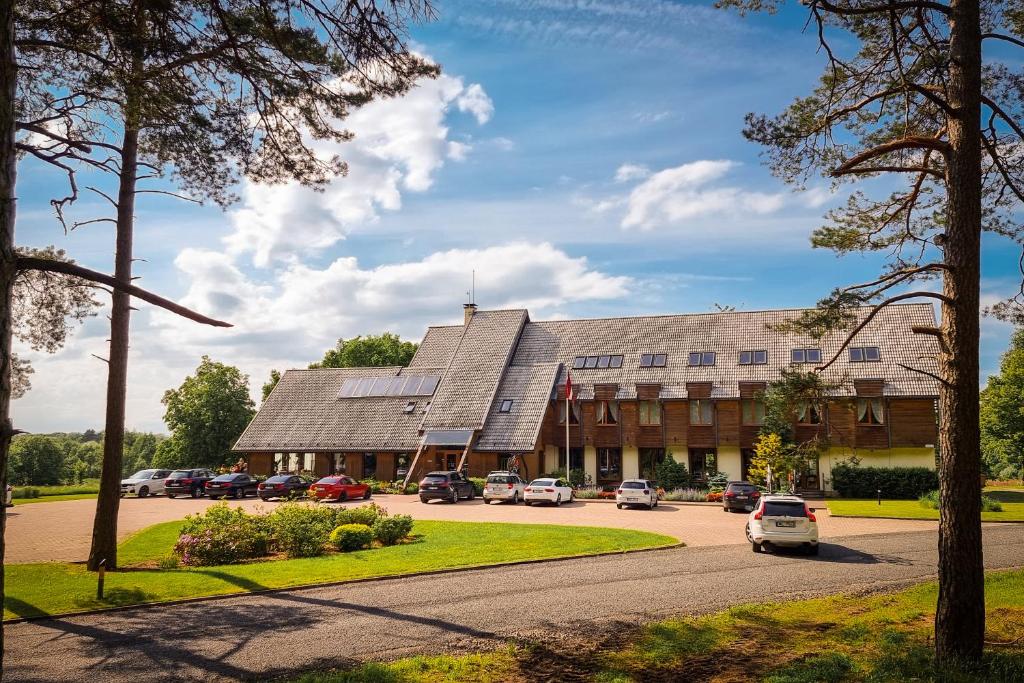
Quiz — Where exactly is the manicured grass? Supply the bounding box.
[828,490,1024,522]
[4,520,676,620]
[297,569,1024,682]
[11,493,97,505]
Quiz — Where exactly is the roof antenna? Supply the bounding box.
[472,270,475,305]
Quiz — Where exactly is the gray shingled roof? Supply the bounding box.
[408,325,462,368]
[419,309,528,432]
[510,303,940,400]
[476,362,561,452]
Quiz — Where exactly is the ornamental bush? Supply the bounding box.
[655,454,690,490]
[372,514,414,546]
[175,502,270,566]
[707,472,730,493]
[664,488,709,502]
[330,523,373,552]
[469,477,486,495]
[920,489,1003,513]
[269,502,337,558]
[831,463,939,500]
[334,502,387,528]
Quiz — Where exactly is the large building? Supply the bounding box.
[233,303,940,492]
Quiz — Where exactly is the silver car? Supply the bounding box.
[483,471,526,504]
[616,479,658,509]
[746,495,820,555]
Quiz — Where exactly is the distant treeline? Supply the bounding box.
[9,431,166,486]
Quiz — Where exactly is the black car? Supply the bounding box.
[723,481,761,512]
[257,474,313,501]
[165,468,216,498]
[205,473,259,499]
[418,471,476,503]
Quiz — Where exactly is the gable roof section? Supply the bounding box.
[476,362,561,452]
[508,303,939,399]
[420,309,528,432]
[408,325,463,368]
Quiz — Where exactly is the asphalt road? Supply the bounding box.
[6,525,1024,682]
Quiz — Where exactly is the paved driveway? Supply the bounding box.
[6,493,940,564]
[5,525,1024,682]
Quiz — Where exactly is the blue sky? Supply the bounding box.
[13,0,1021,433]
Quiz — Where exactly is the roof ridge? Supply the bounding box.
[522,302,933,325]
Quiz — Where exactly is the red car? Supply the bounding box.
[309,476,372,502]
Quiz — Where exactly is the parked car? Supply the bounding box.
[164,469,216,498]
[310,476,371,502]
[120,469,172,498]
[418,471,476,503]
[205,473,259,499]
[616,479,658,509]
[723,481,761,513]
[257,474,313,501]
[746,495,819,555]
[524,478,574,506]
[483,471,526,504]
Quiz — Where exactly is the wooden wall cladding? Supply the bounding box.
[581,402,597,446]
[888,399,938,446]
[594,424,621,447]
[686,382,712,399]
[854,378,885,396]
[739,425,761,448]
[856,425,890,449]
[620,401,639,447]
[594,384,619,400]
[638,426,664,448]
[664,401,688,447]
[717,400,740,446]
[794,424,827,444]
[688,425,716,448]
[637,384,661,400]
[828,401,856,446]
[738,382,766,398]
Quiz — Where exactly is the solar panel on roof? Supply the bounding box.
[402,375,424,395]
[419,375,439,395]
[386,376,406,396]
[338,378,359,397]
[354,377,374,397]
[369,377,392,396]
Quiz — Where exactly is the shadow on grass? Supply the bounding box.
[5,595,45,619]
[986,490,1024,504]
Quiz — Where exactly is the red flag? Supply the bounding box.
[565,371,573,401]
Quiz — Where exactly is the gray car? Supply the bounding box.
[418,471,476,503]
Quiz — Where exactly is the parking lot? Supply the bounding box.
[5,493,943,564]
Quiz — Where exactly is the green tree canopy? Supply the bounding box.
[981,329,1024,479]
[9,435,65,485]
[311,333,418,369]
[161,356,255,471]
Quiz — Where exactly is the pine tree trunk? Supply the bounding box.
[935,0,984,663]
[86,124,138,572]
[0,0,17,668]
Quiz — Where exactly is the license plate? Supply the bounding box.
[776,521,796,528]
[736,495,747,500]
[744,505,753,511]
[626,498,638,502]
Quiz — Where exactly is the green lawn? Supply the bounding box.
[295,569,1024,682]
[828,489,1024,522]
[11,493,97,505]
[4,520,676,620]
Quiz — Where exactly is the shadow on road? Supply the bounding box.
[764,543,914,565]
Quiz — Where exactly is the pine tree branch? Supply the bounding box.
[816,292,954,372]
[15,257,232,328]
[832,136,950,176]
[981,33,1024,49]
[812,0,951,18]
[838,164,944,178]
[980,94,1024,144]
[897,362,949,387]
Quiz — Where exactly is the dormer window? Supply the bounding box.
[850,346,881,362]
[739,350,767,365]
[498,399,513,413]
[791,348,822,364]
[640,353,667,368]
[688,352,716,367]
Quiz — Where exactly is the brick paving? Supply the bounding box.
[4,493,941,564]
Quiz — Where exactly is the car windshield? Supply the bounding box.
[620,482,646,489]
[728,483,757,493]
[212,474,236,482]
[265,475,291,483]
[317,477,341,484]
[422,475,449,482]
[487,475,513,484]
[529,479,555,487]
[168,471,193,479]
[129,470,157,479]
[763,501,806,517]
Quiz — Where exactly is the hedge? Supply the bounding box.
[831,463,938,499]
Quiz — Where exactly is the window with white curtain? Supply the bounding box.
[639,400,661,425]
[796,401,823,425]
[689,400,713,425]
[597,400,619,425]
[857,398,885,424]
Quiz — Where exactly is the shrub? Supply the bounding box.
[573,488,599,499]
[707,472,730,493]
[372,514,414,546]
[330,524,373,552]
[920,490,1004,513]
[469,477,486,495]
[334,502,387,528]
[831,463,938,499]
[11,487,40,499]
[175,503,270,566]
[270,502,337,558]
[404,482,420,495]
[983,496,1004,512]
[663,488,710,502]
[706,491,723,502]
[655,454,690,490]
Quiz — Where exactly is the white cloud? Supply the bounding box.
[614,163,650,183]
[225,73,492,266]
[620,160,787,230]
[456,83,495,124]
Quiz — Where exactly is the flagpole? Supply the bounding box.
[565,393,570,480]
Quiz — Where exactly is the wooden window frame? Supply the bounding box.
[741,399,765,426]
[639,400,662,426]
[689,399,714,425]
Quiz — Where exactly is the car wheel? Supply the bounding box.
[167,494,176,499]
[339,491,349,503]
[137,486,149,499]
[468,488,475,501]
[420,497,429,504]
[751,541,762,553]
[744,524,752,542]
[555,494,562,507]
[525,500,532,506]
[191,487,202,499]
[511,493,519,505]
[570,492,575,503]
[616,503,623,509]
[653,498,658,508]
[451,489,459,504]
[363,489,371,500]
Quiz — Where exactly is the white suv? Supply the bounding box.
[616,479,658,509]
[120,469,172,498]
[483,471,526,504]
[746,495,819,555]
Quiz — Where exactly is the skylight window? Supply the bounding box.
[688,352,715,367]
[640,354,654,367]
[403,401,417,414]
[739,350,768,365]
[653,354,667,367]
[850,346,881,362]
[499,399,513,413]
[640,354,667,368]
[791,348,822,364]
[573,355,624,370]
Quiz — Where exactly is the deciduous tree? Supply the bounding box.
[311,333,419,369]
[718,0,1024,662]
[981,328,1024,479]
